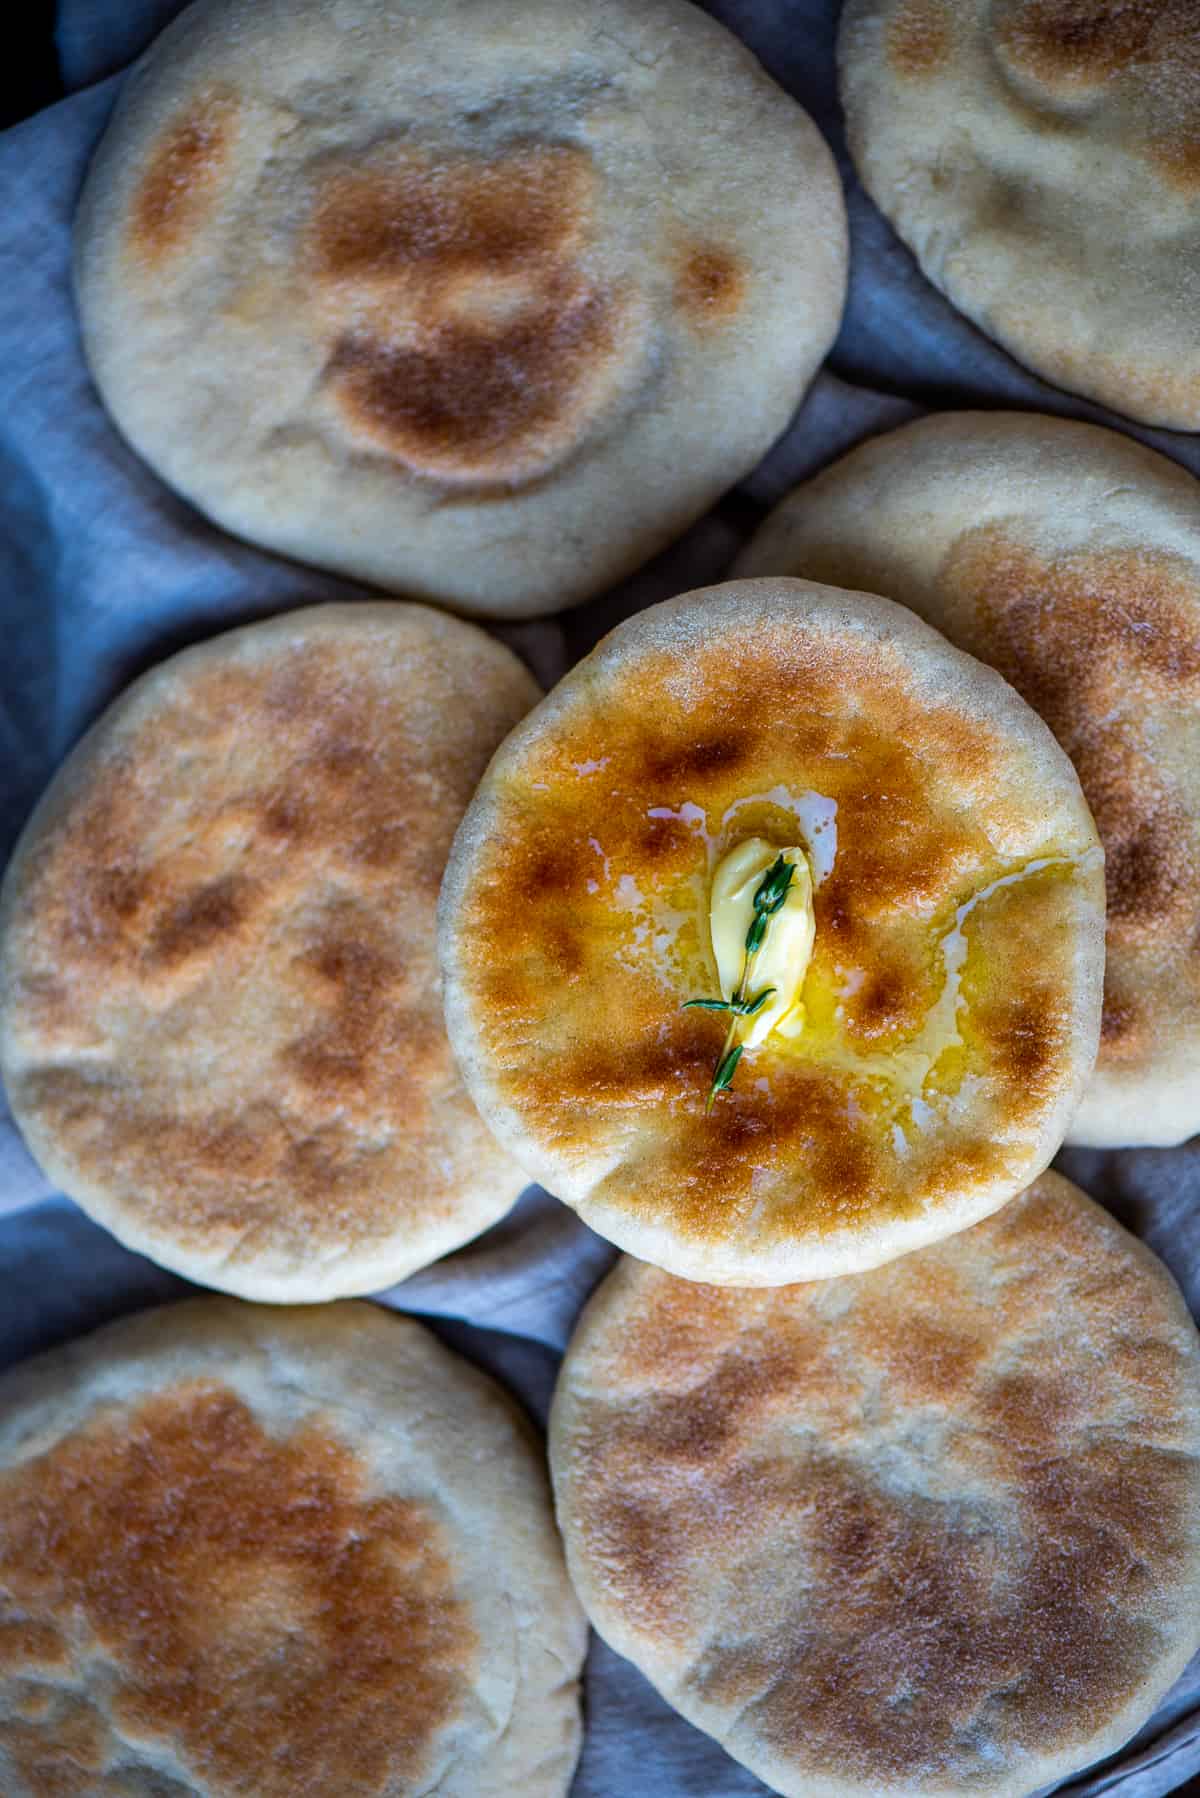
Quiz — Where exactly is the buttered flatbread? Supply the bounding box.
[75,0,847,618]
[0,604,537,1300]
[439,579,1104,1285]
[0,1298,586,1797]
[738,412,1200,1147]
[551,1173,1200,1798]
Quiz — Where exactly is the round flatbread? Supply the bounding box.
[839,0,1200,427]
[0,1297,586,1797]
[736,411,1200,1147]
[74,0,847,620]
[439,579,1104,1285]
[0,603,538,1301]
[550,1172,1200,1798]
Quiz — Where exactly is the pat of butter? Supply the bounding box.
[709,839,815,1048]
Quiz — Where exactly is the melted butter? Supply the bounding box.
[720,788,838,885]
[772,855,1084,1125]
[647,788,838,883]
[709,839,815,1048]
[616,780,1090,1130]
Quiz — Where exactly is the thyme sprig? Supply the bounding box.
[687,852,796,1111]
[683,985,776,1018]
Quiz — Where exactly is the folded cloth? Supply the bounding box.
[0,3,1194,1792]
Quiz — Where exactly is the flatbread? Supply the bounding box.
[0,603,538,1301]
[439,578,1104,1285]
[74,0,847,619]
[550,1171,1200,1798]
[839,0,1200,428]
[737,410,1200,1147]
[0,1297,586,1797]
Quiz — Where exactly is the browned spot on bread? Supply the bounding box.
[129,91,237,264]
[1148,122,1200,188]
[993,0,1159,92]
[887,0,954,78]
[583,1493,689,1641]
[986,989,1061,1089]
[1099,791,1194,930]
[329,276,617,478]
[850,967,911,1041]
[0,1623,67,1674]
[651,1344,841,1467]
[852,1304,987,1405]
[146,872,255,968]
[635,812,694,865]
[314,144,586,275]
[1142,3,1200,188]
[0,1382,476,1795]
[282,930,430,1126]
[611,1278,837,1404]
[97,861,147,924]
[675,244,747,328]
[977,1368,1081,1448]
[645,730,751,784]
[559,1184,1200,1790]
[308,145,638,485]
[956,866,1078,1121]
[1100,972,1145,1059]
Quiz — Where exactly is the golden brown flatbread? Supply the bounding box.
[551,1172,1200,1797]
[439,578,1104,1284]
[0,1298,586,1797]
[74,0,847,618]
[0,604,537,1300]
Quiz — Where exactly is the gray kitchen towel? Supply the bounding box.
[0,2,1195,1793]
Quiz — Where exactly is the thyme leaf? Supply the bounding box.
[740,985,776,1018]
[683,985,776,1019]
[706,1043,744,1112]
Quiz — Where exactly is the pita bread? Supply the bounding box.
[74,0,847,620]
[737,411,1200,1148]
[839,0,1200,427]
[439,578,1104,1285]
[550,1172,1200,1798]
[0,1297,586,1797]
[0,603,537,1301]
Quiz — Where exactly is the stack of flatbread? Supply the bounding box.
[2,2,1199,1794]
